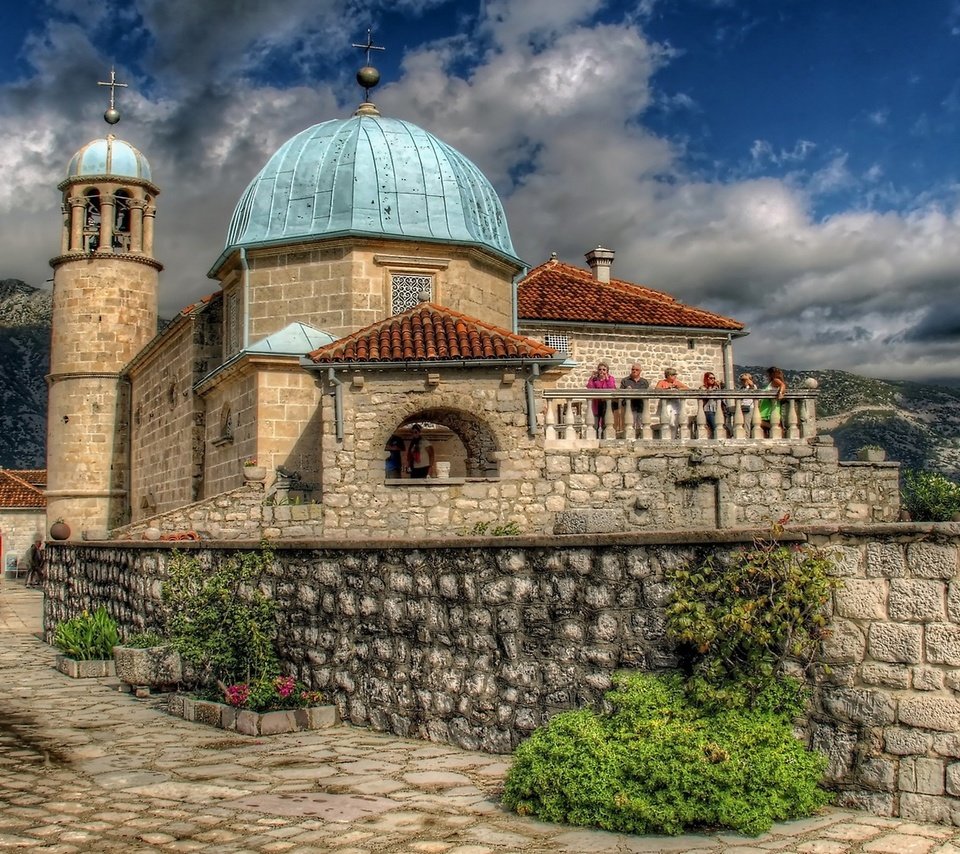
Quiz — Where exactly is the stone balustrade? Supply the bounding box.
[543,388,818,442]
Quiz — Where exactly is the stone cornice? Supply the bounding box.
[49,251,163,271]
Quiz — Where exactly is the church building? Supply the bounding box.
[46,55,891,542]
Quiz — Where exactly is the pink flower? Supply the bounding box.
[224,683,250,707]
[274,676,296,699]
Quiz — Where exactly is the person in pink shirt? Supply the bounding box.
[586,361,617,435]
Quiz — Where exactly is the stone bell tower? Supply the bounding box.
[46,70,161,538]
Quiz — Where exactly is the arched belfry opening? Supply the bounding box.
[383,408,501,480]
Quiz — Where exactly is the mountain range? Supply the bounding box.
[0,279,956,477]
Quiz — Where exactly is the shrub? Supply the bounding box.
[122,631,166,648]
[53,607,119,660]
[161,547,278,688]
[901,469,960,522]
[503,673,830,836]
[665,524,839,708]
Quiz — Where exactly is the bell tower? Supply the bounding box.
[46,69,161,538]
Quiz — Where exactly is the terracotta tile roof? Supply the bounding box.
[0,469,46,509]
[175,290,221,319]
[306,303,558,364]
[517,259,744,332]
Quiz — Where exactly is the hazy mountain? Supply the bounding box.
[0,280,51,468]
[0,280,956,476]
[737,366,960,476]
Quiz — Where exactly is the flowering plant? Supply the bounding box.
[243,457,258,467]
[223,674,326,712]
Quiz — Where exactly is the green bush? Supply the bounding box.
[503,673,830,836]
[902,469,960,522]
[53,607,119,660]
[161,548,278,688]
[122,631,166,648]
[665,527,839,708]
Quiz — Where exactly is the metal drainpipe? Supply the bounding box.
[525,363,540,437]
[512,266,527,334]
[240,247,250,349]
[327,368,344,442]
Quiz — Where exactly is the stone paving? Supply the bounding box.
[4,582,960,853]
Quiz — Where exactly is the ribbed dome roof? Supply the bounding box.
[221,115,520,266]
[66,134,152,181]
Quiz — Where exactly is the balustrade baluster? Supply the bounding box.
[732,403,745,439]
[641,400,653,441]
[545,401,557,440]
[563,400,574,440]
[785,399,800,440]
[624,400,635,441]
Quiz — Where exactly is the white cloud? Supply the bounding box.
[3,0,960,383]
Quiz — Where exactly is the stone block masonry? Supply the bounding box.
[42,521,960,825]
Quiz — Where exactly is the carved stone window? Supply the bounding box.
[391,274,433,314]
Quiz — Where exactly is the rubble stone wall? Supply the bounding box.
[43,523,960,825]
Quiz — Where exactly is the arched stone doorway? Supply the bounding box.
[385,407,502,479]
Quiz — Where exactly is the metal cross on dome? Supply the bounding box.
[352,28,385,66]
[97,67,128,125]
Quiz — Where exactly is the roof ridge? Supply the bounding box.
[2,469,45,497]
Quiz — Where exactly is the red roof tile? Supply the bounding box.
[306,303,558,364]
[517,259,744,332]
[0,469,46,509]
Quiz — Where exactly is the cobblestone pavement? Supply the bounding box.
[4,582,960,853]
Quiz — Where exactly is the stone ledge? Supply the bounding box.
[167,694,339,735]
[55,654,116,679]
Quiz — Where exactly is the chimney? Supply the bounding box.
[585,245,614,283]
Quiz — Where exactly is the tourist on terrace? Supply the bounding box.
[699,371,723,438]
[759,367,787,438]
[618,363,649,437]
[385,433,405,478]
[586,362,617,437]
[739,373,758,432]
[655,368,689,440]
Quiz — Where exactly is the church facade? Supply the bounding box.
[45,75,897,541]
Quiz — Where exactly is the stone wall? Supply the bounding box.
[115,440,899,542]
[809,525,960,824]
[43,523,960,825]
[217,237,518,348]
[129,301,221,521]
[0,509,46,572]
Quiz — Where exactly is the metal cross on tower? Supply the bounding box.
[98,67,128,125]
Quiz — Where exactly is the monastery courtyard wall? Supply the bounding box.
[43,523,960,826]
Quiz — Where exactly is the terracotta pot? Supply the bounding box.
[50,521,71,541]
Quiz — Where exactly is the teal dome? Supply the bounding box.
[221,114,520,266]
[66,135,152,181]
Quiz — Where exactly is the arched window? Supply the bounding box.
[83,190,100,252]
[113,190,132,251]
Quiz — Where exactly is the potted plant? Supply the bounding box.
[113,631,183,696]
[242,457,266,481]
[53,607,118,678]
[50,518,70,540]
[856,444,886,463]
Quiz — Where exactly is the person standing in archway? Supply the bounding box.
[406,424,436,478]
[25,538,44,588]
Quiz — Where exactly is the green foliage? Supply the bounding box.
[53,607,119,660]
[901,469,960,522]
[503,673,830,837]
[161,548,278,688]
[122,631,166,648]
[665,527,840,708]
[461,520,522,536]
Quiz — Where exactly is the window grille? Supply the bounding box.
[227,292,240,355]
[392,274,433,313]
[543,333,570,353]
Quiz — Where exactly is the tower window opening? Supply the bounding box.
[83,190,101,252]
[113,190,132,251]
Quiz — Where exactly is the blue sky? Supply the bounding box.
[1,0,959,381]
